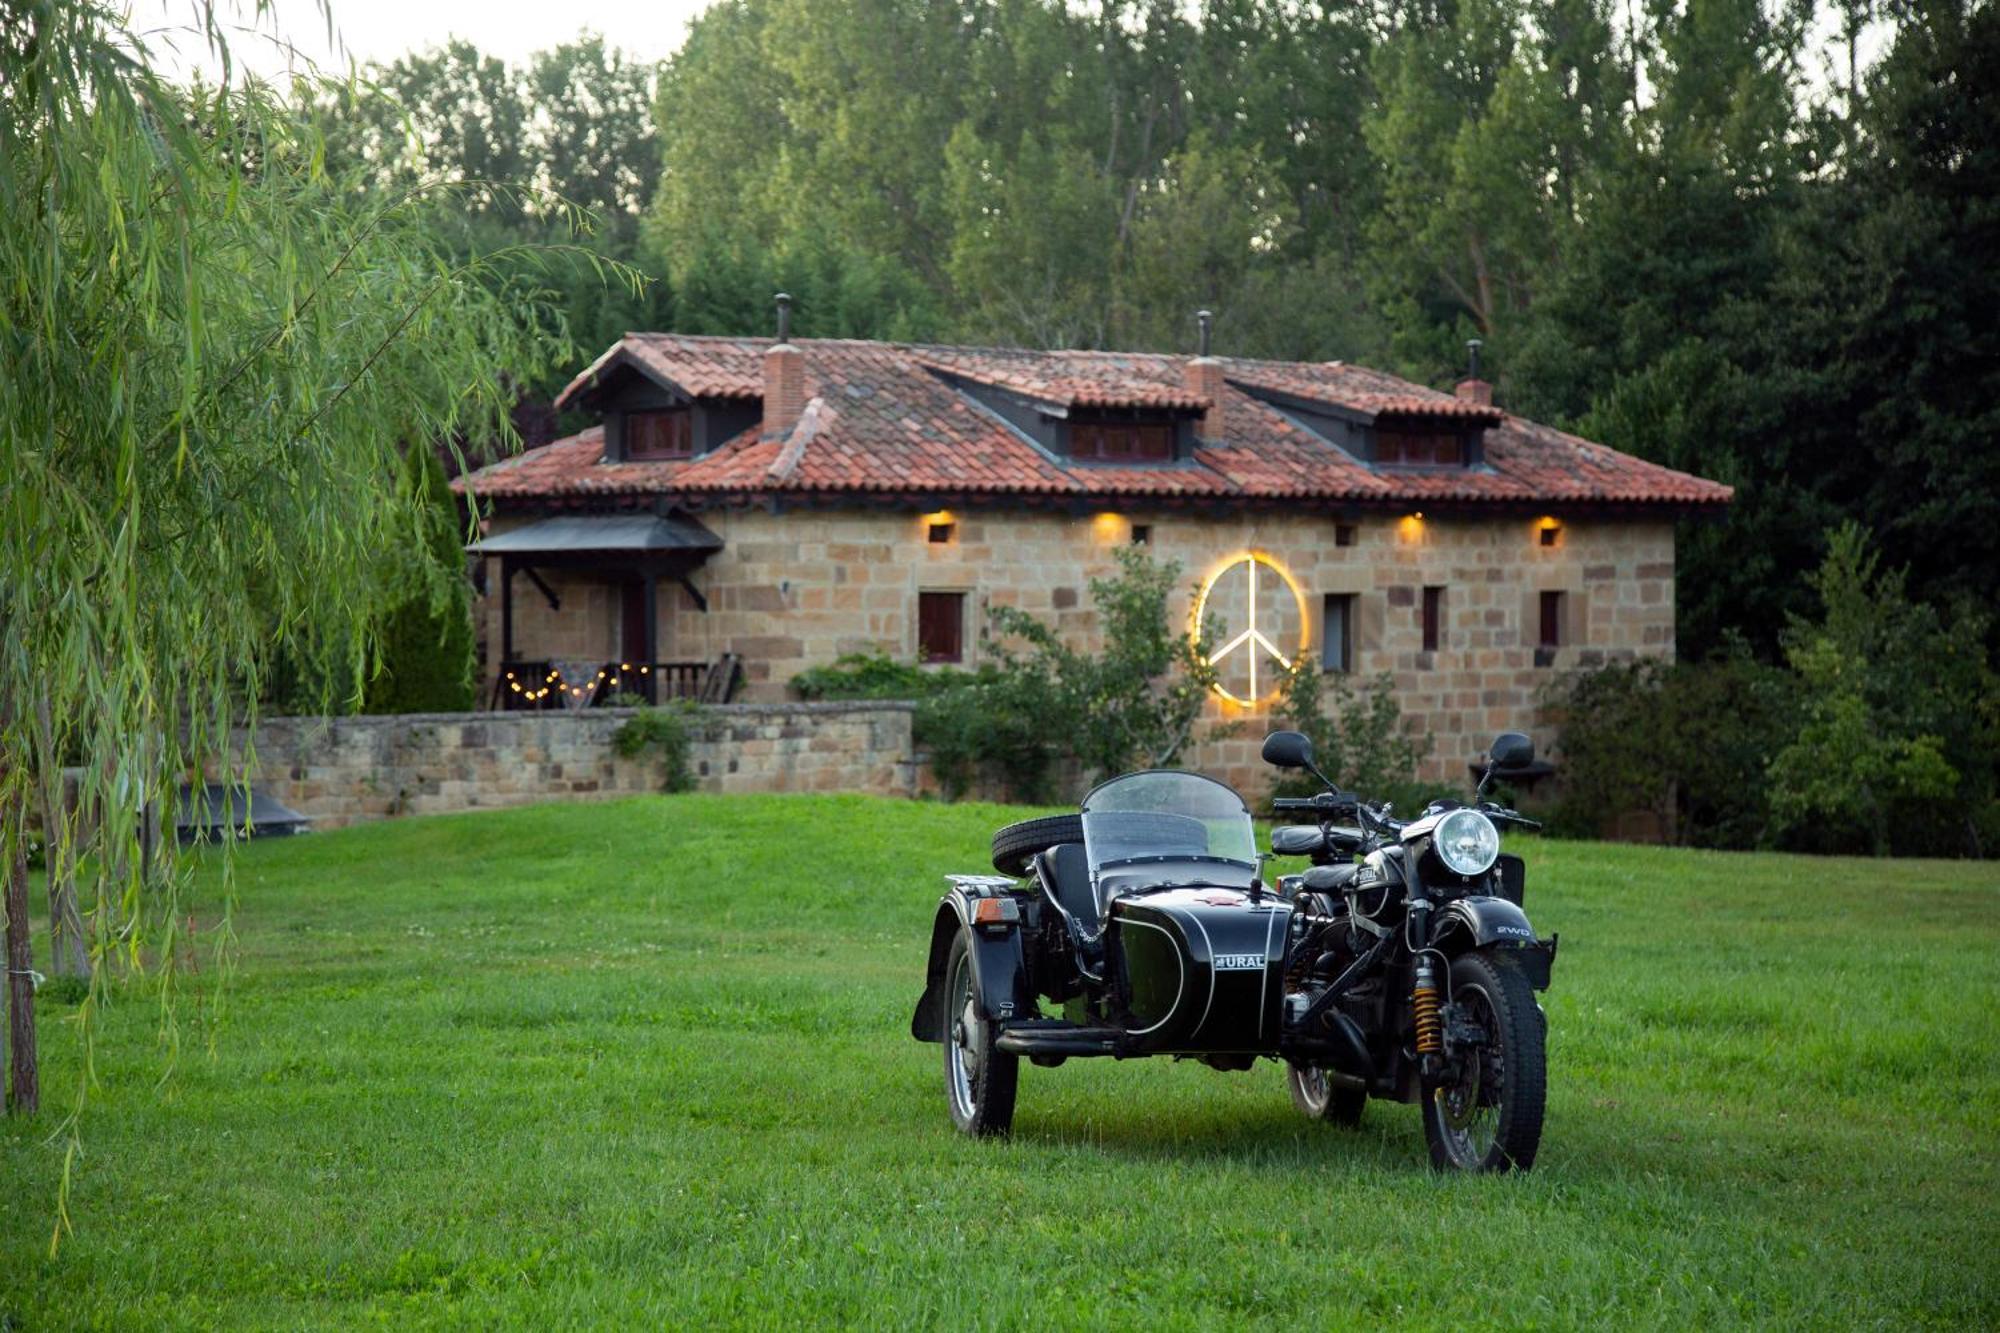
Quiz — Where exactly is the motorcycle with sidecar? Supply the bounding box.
[911,729,1557,1170]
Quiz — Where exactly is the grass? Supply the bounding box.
[2,793,1996,1329]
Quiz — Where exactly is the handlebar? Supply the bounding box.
[1271,794,1355,813]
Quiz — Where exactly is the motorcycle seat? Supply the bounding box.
[1302,862,1360,893]
[1036,842,1100,942]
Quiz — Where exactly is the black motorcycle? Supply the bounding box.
[911,728,1558,1172]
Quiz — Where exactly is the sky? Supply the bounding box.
[124,0,717,81]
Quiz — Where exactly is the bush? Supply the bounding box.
[1542,650,1796,848]
[790,653,966,699]
[613,703,700,792]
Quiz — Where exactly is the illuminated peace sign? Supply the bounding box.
[1191,551,1311,706]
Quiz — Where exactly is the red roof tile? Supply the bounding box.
[463,335,1732,511]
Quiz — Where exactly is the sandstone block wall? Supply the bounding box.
[476,507,1677,792]
[240,702,914,829]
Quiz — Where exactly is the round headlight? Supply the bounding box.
[1434,809,1500,878]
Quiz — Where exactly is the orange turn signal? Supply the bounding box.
[972,897,1019,929]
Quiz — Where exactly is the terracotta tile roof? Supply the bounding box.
[914,348,1212,411]
[464,335,1733,511]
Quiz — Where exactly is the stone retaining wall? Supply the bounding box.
[242,702,915,829]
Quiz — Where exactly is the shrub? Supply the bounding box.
[1542,650,1796,848]
[612,703,700,792]
[790,653,964,700]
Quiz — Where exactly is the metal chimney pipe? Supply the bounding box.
[1197,309,1213,357]
[775,292,793,344]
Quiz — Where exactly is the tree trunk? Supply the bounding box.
[5,789,39,1115]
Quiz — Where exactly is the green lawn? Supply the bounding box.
[2,794,1996,1329]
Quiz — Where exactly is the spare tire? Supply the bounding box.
[990,814,1085,877]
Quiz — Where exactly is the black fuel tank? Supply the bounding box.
[1109,887,1291,1055]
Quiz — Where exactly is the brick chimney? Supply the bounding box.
[1455,337,1493,407]
[1185,309,1226,443]
[763,292,804,439]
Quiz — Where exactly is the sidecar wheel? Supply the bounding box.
[991,814,1085,876]
[1421,950,1546,1172]
[1286,1062,1366,1127]
[942,928,1018,1137]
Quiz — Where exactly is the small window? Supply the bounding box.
[1377,428,1465,468]
[928,522,956,545]
[918,591,965,663]
[1334,523,1357,548]
[1539,591,1565,649]
[1130,524,1152,546]
[1322,594,1355,673]
[1071,418,1174,463]
[1538,522,1561,548]
[626,408,694,460]
[1422,585,1445,653]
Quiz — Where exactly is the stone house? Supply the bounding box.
[453,315,1730,788]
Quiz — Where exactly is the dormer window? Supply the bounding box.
[1069,411,1177,463]
[626,408,694,461]
[1376,426,1468,468]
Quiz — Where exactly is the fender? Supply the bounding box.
[1431,895,1558,991]
[910,891,1030,1042]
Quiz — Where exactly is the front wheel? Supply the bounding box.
[943,928,1018,1136]
[1421,950,1546,1172]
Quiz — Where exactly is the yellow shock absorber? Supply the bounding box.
[1412,978,1443,1056]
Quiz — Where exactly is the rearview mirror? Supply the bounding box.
[1261,730,1315,770]
[1488,731,1534,770]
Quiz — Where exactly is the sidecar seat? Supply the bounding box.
[1036,842,1100,942]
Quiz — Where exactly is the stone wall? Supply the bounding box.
[477,507,1677,791]
[241,702,914,829]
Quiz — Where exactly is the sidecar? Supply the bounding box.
[911,770,1300,1135]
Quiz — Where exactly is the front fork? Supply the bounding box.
[1407,892,1447,1081]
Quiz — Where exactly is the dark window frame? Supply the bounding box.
[1421,585,1445,654]
[918,591,967,664]
[1322,593,1355,673]
[1130,523,1152,546]
[1539,590,1565,649]
[927,521,956,545]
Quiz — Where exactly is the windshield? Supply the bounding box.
[1080,771,1259,877]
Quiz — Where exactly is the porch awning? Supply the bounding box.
[469,513,723,559]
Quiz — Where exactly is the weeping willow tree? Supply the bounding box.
[0,0,594,1232]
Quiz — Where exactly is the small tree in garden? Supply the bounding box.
[1271,661,1433,807]
[987,548,1220,777]
[0,0,598,1229]
[914,549,1218,800]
